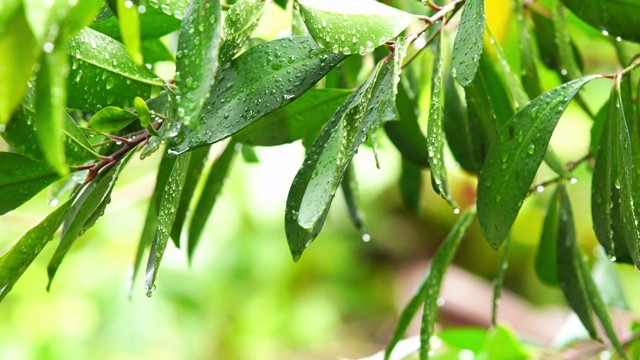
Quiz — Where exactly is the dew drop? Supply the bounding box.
[362,233,371,243]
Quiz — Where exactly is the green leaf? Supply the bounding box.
[174,0,221,128]
[464,61,498,171]
[536,185,560,286]
[140,37,174,64]
[170,36,346,154]
[515,0,543,100]
[219,0,266,64]
[383,207,476,360]
[560,0,640,43]
[340,163,368,240]
[451,0,485,87]
[116,0,143,65]
[134,96,152,128]
[234,88,350,146]
[88,106,138,132]
[0,0,21,34]
[529,6,583,73]
[399,159,422,214]
[443,75,478,173]
[477,76,597,249]
[67,28,163,112]
[90,5,183,40]
[188,142,236,261]
[145,152,190,295]
[592,82,640,266]
[551,0,583,81]
[426,33,456,210]
[34,34,70,176]
[0,8,39,125]
[555,183,598,340]
[297,0,416,55]
[0,198,73,302]
[0,152,60,215]
[170,146,210,247]
[47,159,128,287]
[384,79,430,168]
[479,325,528,360]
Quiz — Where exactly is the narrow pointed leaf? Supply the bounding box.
[464,64,498,170]
[427,33,456,210]
[551,0,583,81]
[67,28,163,112]
[515,0,543,99]
[297,0,416,55]
[451,0,485,87]
[174,0,221,128]
[560,0,640,43]
[91,5,183,39]
[88,106,138,132]
[0,199,73,302]
[219,0,266,64]
[134,96,152,128]
[399,159,422,214]
[170,36,345,154]
[117,0,143,64]
[340,164,368,240]
[443,76,478,173]
[477,76,598,248]
[145,152,190,292]
[234,88,351,146]
[0,152,60,215]
[188,142,236,261]
[536,185,561,286]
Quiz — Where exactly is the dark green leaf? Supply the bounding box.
[219,0,266,64]
[515,0,543,99]
[234,88,351,146]
[47,159,128,287]
[536,185,561,286]
[116,0,143,64]
[530,6,583,73]
[0,198,73,302]
[140,37,174,63]
[399,159,422,214]
[477,76,597,249]
[464,63,498,171]
[145,152,190,294]
[443,76,478,173]
[551,1,583,81]
[451,0,485,87]
[384,207,476,360]
[427,33,456,210]
[274,0,288,8]
[188,142,236,261]
[0,152,60,215]
[485,30,527,116]
[297,0,416,55]
[561,0,640,42]
[88,106,138,132]
[67,28,163,112]
[340,163,368,241]
[174,0,221,128]
[170,36,346,154]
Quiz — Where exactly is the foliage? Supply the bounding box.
[1,0,640,358]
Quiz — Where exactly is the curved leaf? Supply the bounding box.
[515,0,543,100]
[399,159,422,214]
[88,106,138,132]
[169,36,346,154]
[561,0,640,42]
[219,0,266,64]
[0,152,60,215]
[477,76,598,248]
[67,28,163,112]
[536,185,561,286]
[341,163,368,240]
[451,0,485,87]
[90,6,183,40]
[297,0,416,55]
[116,0,143,64]
[174,0,221,128]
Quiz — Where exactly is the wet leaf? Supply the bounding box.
[426,33,456,210]
[477,75,598,249]
[234,88,351,146]
[340,163,368,240]
[560,0,640,43]
[451,0,485,87]
[116,0,143,65]
[592,82,640,266]
[515,0,543,99]
[383,207,476,360]
[399,159,422,214]
[0,198,73,302]
[90,5,183,39]
[551,0,583,81]
[170,36,345,154]
[0,152,60,215]
[219,0,266,64]
[529,6,583,73]
[443,76,478,173]
[47,159,128,287]
[67,28,163,112]
[464,62,498,171]
[88,106,138,132]
[297,0,416,55]
[174,0,221,129]
[188,142,236,261]
[144,152,190,294]
[536,185,561,286]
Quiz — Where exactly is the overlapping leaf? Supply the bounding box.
[89,106,138,132]
[116,0,143,64]
[169,36,345,154]
[561,0,640,42]
[219,0,266,64]
[451,0,485,87]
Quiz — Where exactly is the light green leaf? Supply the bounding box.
[297,0,416,55]
[219,0,266,64]
[477,76,598,249]
[147,0,189,18]
[89,106,138,132]
[234,88,351,146]
[0,152,60,215]
[426,32,456,210]
[340,164,368,240]
[0,0,21,34]
[174,0,221,128]
[144,153,190,295]
[90,5,183,39]
[451,0,485,87]
[67,28,164,112]
[383,207,476,360]
[478,325,528,360]
[117,0,143,65]
[560,0,640,42]
[188,142,236,261]
[134,96,152,128]
[0,198,73,302]
[170,36,346,154]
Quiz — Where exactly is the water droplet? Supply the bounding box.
[527,143,535,155]
[569,177,578,184]
[601,29,609,36]
[453,207,461,215]
[362,233,371,242]
[43,42,54,53]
